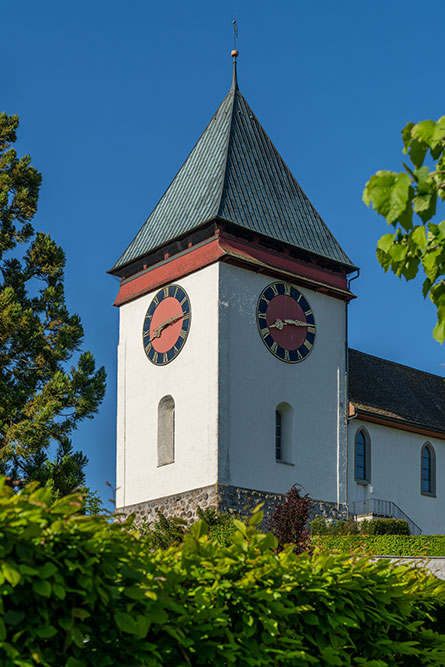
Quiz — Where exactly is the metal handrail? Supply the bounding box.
[351,498,422,535]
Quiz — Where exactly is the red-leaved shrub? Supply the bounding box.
[267,485,310,553]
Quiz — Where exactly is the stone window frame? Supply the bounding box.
[421,442,436,497]
[354,427,371,485]
[157,395,175,467]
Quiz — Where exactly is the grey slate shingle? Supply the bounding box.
[112,67,355,271]
[349,348,445,433]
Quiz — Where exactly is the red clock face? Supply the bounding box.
[143,285,191,365]
[257,282,316,363]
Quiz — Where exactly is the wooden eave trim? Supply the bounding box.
[108,219,219,278]
[110,215,358,279]
[217,231,355,302]
[348,403,445,441]
[113,235,223,306]
[113,232,356,307]
[215,218,357,273]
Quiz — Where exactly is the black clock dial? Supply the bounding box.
[142,284,191,366]
[257,282,316,363]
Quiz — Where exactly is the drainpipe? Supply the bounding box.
[344,269,360,516]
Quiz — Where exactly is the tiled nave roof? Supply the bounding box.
[349,348,445,434]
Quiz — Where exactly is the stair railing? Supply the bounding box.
[351,498,422,535]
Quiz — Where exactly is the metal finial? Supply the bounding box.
[232,19,238,51]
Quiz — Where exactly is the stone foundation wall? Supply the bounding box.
[309,498,348,522]
[116,484,348,527]
[115,485,219,525]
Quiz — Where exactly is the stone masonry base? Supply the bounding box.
[116,483,348,527]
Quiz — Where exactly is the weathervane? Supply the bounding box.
[232,19,239,61]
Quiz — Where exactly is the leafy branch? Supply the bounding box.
[363,116,445,342]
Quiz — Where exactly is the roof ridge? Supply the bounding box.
[349,347,445,381]
[215,81,237,217]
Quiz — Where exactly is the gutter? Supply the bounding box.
[348,403,445,441]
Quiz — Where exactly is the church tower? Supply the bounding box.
[110,53,357,522]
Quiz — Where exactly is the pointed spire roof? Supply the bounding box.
[112,58,354,272]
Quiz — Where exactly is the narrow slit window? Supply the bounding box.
[275,403,293,463]
[275,410,282,461]
[157,395,175,466]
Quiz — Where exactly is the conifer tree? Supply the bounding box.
[0,112,106,498]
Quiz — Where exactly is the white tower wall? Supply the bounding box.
[115,263,220,509]
[218,262,348,504]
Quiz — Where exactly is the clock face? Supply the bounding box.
[256,282,316,363]
[142,284,191,365]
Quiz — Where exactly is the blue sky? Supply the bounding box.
[2,0,444,504]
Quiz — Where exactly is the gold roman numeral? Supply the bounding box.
[284,349,290,361]
[284,284,291,295]
[271,341,278,354]
[305,309,312,316]
[271,284,279,296]
[304,340,312,351]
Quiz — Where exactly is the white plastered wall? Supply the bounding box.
[218,262,348,503]
[348,419,445,534]
[115,263,219,508]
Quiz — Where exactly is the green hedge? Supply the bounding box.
[312,534,445,557]
[311,516,410,536]
[359,518,411,535]
[1,479,445,665]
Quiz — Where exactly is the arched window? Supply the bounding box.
[421,443,436,496]
[275,403,293,463]
[157,395,175,466]
[355,428,370,483]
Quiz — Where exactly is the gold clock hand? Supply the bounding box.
[149,314,183,341]
[284,319,315,328]
[269,318,285,330]
[269,318,316,330]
